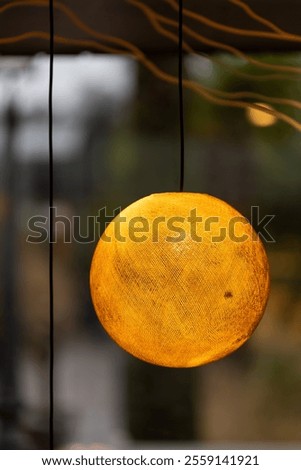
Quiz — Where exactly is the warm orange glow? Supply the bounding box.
[90,193,269,368]
[246,103,278,127]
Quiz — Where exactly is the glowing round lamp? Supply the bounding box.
[246,103,277,127]
[90,193,269,368]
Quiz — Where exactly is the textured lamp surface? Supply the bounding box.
[90,193,269,368]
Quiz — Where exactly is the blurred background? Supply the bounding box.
[1,0,301,451]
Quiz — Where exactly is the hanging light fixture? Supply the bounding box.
[246,103,278,128]
[90,192,269,367]
[89,0,269,368]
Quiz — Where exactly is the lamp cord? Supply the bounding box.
[47,0,183,449]
[178,0,185,192]
[49,0,54,451]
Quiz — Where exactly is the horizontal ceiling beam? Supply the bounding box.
[0,0,300,56]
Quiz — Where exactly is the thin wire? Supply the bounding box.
[48,0,54,451]
[178,0,184,192]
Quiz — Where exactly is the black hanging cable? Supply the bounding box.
[178,0,185,192]
[48,0,54,451]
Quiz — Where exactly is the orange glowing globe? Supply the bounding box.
[90,193,269,367]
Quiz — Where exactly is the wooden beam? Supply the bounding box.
[0,0,300,55]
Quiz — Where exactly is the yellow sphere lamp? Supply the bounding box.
[90,192,269,368]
